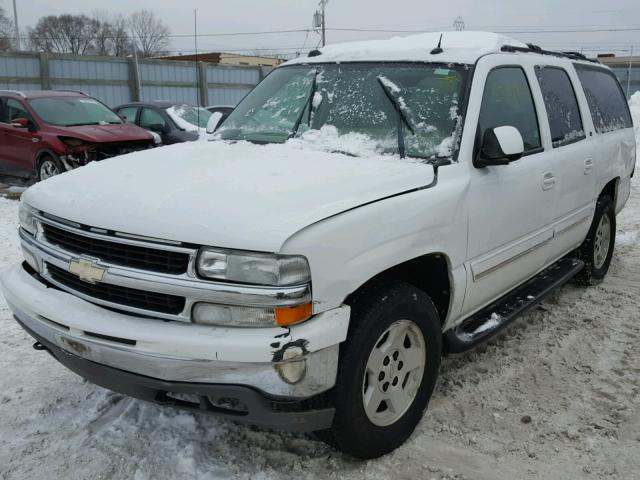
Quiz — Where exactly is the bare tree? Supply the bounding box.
[0,7,13,51]
[91,11,114,56]
[29,15,97,55]
[129,10,170,57]
[91,11,132,56]
[111,15,133,57]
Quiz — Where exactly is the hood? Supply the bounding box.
[24,141,435,252]
[53,123,153,143]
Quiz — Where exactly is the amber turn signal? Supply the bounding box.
[275,303,313,326]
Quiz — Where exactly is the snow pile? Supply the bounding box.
[287,125,391,158]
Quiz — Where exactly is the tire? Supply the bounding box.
[37,155,65,181]
[573,195,616,285]
[316,282,442,459]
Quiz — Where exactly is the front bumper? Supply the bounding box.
[19,318,335,432]
[1,263,350,401]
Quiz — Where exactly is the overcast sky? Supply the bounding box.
[3,0,640,57]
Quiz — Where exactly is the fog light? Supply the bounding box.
[276,346,307,384]
[22,247,38,272]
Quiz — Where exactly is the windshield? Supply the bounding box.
[29,97,122,127]
[217,63,468,160]
[166,104,212,130]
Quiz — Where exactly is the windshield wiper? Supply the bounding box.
[64,122,100,127]
[290,69,319,138]
[377,76,416,159]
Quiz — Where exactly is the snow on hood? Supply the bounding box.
[285,31,528,66]
[24,140,435,252]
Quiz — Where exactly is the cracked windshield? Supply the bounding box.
[217,64,467,160]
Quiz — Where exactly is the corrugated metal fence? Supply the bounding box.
[0,52,267,107]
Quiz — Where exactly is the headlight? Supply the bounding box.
[196,248,311,286]
[19,202,37,235]
[59,137,85,147]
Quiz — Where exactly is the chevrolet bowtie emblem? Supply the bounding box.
[68,258,106,284]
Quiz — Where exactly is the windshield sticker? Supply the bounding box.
[78,99,99,104]
[434,69,451,76]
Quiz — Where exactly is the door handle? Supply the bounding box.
[542,171,556,191]
[584,158,594,175]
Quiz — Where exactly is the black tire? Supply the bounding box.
[37,155,65,181]
[316,282,442,459]
[573,195,616,285]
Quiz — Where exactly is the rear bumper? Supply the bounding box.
[19,318,334,432]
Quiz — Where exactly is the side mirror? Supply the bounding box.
[11,117,30,129]
[206,112,224,134]
[475,126,524,168]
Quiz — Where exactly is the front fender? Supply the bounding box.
[280,164,470,320]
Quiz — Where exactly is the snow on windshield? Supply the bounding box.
[218,64,467,162]
[166,105,211,138]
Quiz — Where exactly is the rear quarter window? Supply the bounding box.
[535,66,585,147]
[574,64,632,133]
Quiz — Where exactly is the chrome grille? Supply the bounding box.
[42,223,189,275]
[46,263,186,315]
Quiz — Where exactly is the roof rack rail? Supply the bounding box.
[54,89,89,96]
[500,44,598,63]
[0,90,26,97]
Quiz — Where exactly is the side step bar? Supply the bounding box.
[444,258,584,353]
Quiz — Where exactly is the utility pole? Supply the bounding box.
[313,0,328,47]
[12,0,20,51]
[321,0,327,47]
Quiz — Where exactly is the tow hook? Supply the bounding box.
[33,341,47,351]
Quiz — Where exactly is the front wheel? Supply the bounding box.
[573,195,616,285]
[317,283,442,459]
[37,155,65,181]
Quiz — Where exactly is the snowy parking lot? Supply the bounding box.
[1,107,639,480]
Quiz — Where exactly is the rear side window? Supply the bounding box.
[574,65,632,133]
[535,66,585,147]
[478,67,541,153]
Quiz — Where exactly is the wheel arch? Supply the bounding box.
[599,177,619,203]
[345,252,452,325]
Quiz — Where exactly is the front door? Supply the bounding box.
[0,98,40,177]
[462,61,557,317]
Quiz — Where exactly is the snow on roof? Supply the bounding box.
[284,31,528,66]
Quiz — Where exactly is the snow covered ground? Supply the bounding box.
[1,110,639,480]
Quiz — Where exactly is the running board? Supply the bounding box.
[444,258,584,353]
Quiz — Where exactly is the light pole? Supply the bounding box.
[12,0,20,50]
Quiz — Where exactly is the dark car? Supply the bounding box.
[0,90,154,183]
[114,101,213,145]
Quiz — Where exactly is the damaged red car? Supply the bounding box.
[0,90,154,183]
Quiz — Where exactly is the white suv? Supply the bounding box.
[1,32,635,459]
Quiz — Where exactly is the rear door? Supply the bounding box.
[0,97,39,177]
[573,64,636,214]
[533,64,596,260]
[462,58,557,317]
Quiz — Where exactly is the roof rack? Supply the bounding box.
[501,43,598,63]
[54,89,89,96]
[0,90,26,97]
